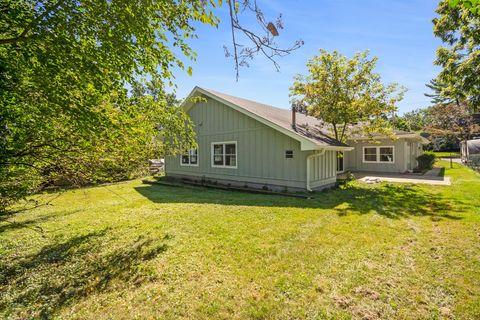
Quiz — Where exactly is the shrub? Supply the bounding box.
[416,152,436,171]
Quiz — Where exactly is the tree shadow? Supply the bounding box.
[135,183,468,221]
[0,230,170,319]
[329,184,464,220]
[0,209,83,234]
[438,167,446,177]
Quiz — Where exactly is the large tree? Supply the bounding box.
[290,50,405,142]
[0,0,301,213]
[425,102,479,141]
[390,108,428,132]
[433,0,480,111]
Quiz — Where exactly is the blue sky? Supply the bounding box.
[171,0,442,114]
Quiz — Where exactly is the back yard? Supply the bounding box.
[1,160,479,320]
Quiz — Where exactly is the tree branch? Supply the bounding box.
[227,0,240,81]
[0,0,65,45]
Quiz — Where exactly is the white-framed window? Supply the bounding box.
[180,149,198,166]
[363,147,377,163]
[379,147,394,163]
[211,141,237,168]
[285,150,294,159]
[363,146,395,163]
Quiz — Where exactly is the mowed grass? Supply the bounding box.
[1,161,480,319]
[433,151,461,158]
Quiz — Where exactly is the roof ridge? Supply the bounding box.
[200,87,291,113]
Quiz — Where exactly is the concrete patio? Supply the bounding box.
[339,168,451,186]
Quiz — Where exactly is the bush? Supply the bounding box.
[416,152,436,171]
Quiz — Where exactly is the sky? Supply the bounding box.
[170,0,443,114]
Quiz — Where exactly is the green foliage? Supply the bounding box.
[0,0,218,213]
[290,50,406,142]
[433,1,480,111]
[449,0,480,14]
[416,152,436,171]
[397,109,428,132]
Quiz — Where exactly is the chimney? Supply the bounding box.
[291,104,297,131]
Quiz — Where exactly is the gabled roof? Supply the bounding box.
[349,129,430,144]
[182,87,352,151]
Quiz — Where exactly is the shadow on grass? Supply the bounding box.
[135,183,468,220]
[0,209,83,234]
[438,167,446,177]
[0,230,169,319]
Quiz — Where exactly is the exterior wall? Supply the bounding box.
[407,140,423,170]
[309,150,338,189]
[344,138,409,173]
[165,97,338,190]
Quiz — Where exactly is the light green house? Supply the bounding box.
[165,87,428,191]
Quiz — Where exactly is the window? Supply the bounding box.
[211,141,237,168]
[285,150,293,159]
[379,147,394,163]
[337,151,344,172]
[363,147,377,162]
[363,146,395,163]
[180,149,198,166]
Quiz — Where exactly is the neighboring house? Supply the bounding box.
[165,87,428,191]
[460,139,480,166]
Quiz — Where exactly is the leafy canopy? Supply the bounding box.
[433,0,480,110]
[0,0,219,212]
[290,50,405,142]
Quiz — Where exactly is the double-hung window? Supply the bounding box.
[379,147,394,163]
[212,141,237,168]
[180,149,198,166]
[363,146,394,163]
[363,147,377,163]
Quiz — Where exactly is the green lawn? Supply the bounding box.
[1,161,480,319]
[433,151,461,158]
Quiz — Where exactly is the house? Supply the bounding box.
[165,87,428,191]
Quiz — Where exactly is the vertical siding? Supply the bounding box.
[344,138,407,173]
[165,97,316,189]
[309,151,337,188]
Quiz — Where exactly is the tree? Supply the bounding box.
[224,0,303,80]
[433,0,480,111]
[290,50,406,142]
[0,1,215,213]
[0,0,301,214]
[425,78,463,105]
[390,108,428,132]
[424,102,478,141]
[448,0,480,14]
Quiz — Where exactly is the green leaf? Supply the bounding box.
[449,0,460,8]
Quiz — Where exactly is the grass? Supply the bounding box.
[433,151,460,158]
[1,160,480,319]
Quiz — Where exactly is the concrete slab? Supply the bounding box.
[340,170,451,186]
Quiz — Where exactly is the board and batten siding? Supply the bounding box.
[309,150,337,189]
[165,97,337,190]
[344,138,410,173]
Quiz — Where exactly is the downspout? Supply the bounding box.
[306,149,326,192]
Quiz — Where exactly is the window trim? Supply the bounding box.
[362,146,395,164]
[179,148,199,167]
[211,141,238,169]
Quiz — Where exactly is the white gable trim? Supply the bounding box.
[181,87,353,151]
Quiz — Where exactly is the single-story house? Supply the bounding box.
[165,87,428,191]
